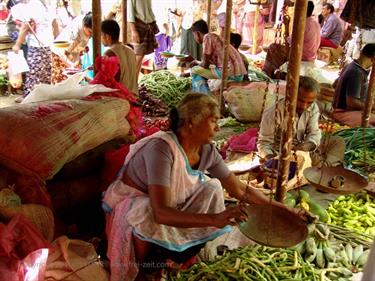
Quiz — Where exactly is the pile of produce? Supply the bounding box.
[318,122,349,133]
[138,86,169,116]
[294,223,370,275]
[0,55,8,75]
[334,128,375,177]
[326,192,375,236]
[284,190,329,223]
[168,245,325,281]
[139,71,191,108]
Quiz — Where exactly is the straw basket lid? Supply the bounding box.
[0,204,54,242]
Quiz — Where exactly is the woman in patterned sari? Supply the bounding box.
[12,0,53,97]
[103,93,309,281]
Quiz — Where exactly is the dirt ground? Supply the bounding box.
[0,92,19,108]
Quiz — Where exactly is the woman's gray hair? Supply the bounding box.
[169,93,219,133]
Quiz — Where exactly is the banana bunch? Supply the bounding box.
[303,224,337,269]
[337,243,370,271]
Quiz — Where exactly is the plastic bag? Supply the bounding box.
[8,50,29,74]
[22,72,118,104]
[0,215,50,281]
[7,50,28,89]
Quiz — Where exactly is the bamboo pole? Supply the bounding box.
[92,0,101,75]
[207,0,212,32]
[362,61,375,127]
[275,0,307,202]
[122,0,127,43]
[219,0,232,113]
[252,3,260,55]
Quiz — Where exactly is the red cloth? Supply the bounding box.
[220,128,258,159]
[87,56,143,138]
[320,37,338,48]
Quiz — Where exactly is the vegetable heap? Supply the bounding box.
[138,86,169,117]
[168,245,325,281]
[139,71,192,108]
[326,192,375,236]
[284,190,329,223]
[334,128,375,176]
[294,223,370,276]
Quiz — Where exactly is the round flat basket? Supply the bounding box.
[161,52,175,58]
[304,166,368,195]
[238,204,308,248]
[53,41,70,48]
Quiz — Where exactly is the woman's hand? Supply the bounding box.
[293,207,318,223]
[213,204,247,228]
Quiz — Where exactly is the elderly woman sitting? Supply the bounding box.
[103,93,308,281]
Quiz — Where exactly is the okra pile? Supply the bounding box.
[326,192,375,236]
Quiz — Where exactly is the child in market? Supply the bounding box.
[230,33,249,82]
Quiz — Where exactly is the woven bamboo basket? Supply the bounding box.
[0,204,54,242]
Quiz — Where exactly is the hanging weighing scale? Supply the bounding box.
[303,166,368,194]
[304,122,370,194]
[235,79,309,248]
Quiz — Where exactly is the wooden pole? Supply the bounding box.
[271,0,277,24]
[252,3,260,55]
[122,0,127,43]
[275,0,307,202]
[362,61,375,127]
[219,0,232,113]
[207,0,212,32]
[92,0,101,75]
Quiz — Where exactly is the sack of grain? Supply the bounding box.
[223,82,280,122]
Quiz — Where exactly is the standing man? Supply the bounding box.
[320,3,343,48]
[128,0,159,75]
[333,43,375,127]
[101,19,137,94]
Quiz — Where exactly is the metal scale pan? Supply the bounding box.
[238,204,308,248]
[303,166,368,195]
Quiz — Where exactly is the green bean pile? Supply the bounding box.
[139,71,192,108]
[168,245,334,281]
